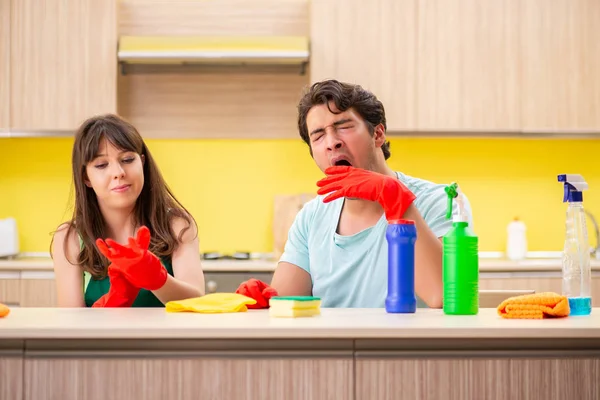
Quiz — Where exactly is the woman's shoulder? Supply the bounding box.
[51,222,81,267]
[169,212,198,244]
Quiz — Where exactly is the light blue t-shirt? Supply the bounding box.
[278,171,474,308]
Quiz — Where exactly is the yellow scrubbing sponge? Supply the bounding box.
[269,296,321,318]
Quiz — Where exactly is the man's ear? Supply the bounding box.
[373,123,386,148]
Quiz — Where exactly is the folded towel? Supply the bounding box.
[497,292,570,319]
[165,293,257,313]
[0,303,9,318]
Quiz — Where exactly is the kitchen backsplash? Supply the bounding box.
[0,136,598,254]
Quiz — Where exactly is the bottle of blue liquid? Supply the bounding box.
[558,174,592,315]
[385,219,417,313]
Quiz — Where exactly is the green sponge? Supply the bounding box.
[269,296,321,317]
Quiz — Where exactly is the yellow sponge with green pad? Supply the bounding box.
[269,296,321,318]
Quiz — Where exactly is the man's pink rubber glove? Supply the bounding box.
[316,166,416,222]
[96,226,168,291]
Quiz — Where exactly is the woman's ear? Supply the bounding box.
[141,154,146,165]
[83,171,92,188]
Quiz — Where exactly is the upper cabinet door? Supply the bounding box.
[416,0,521,132]
[521,0,600,132]
[0,0,9,130]
[10,0,117,132]
[310,0,417,132]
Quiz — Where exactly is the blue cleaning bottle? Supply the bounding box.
[385,219,417,313]
[558,174,592,315]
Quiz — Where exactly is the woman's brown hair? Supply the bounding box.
[51,114,197,279]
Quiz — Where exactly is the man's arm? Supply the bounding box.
[403,204,444,308]
[270,200,314,296]
[271,262,312,296]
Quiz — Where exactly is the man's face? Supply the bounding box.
[306,102,384,173]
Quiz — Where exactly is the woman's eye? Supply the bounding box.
[94,163,107,169]
[122,158,135,164]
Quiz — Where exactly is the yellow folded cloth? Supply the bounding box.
[165,293,256,313]
[497,292,570,319]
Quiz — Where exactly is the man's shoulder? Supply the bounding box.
[294,195,340,228]
[396,171,474,228]
[396,171,449,197]
[301,195,338,214]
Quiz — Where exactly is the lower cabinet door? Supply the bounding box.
[25,353,353,400]
[355,356,600,400]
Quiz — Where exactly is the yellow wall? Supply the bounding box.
[1,137,599,254]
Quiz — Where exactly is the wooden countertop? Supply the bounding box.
[1,257,600,273]
[1,308,599,340]
[0,258,277,272]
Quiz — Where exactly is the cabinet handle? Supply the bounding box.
[206,280,217,293]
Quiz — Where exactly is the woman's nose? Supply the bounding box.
[111,163,125,179]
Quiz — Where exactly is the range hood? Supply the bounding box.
[117,36,310,73]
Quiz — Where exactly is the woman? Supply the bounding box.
[51,114,204,307]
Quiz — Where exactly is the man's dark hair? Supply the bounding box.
[297,79,391,159]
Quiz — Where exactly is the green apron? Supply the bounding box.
[83,256,174,307]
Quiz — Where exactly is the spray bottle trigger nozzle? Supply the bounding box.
[445,183,459,220]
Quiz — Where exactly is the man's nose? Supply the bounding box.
[325,132,343,151]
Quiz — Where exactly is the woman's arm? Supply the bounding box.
[51,224,85,307]
[151,217,205,303]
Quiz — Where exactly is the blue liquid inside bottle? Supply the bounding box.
[385,220,417,314]
[568,297,592,316]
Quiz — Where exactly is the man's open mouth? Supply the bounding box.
[332,157,352,167]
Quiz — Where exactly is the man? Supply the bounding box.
[237,79,473,308]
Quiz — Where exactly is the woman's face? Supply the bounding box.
[85,138,145,212]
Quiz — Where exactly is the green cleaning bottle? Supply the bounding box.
[443,183,479,315]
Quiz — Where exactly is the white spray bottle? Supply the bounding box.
[558,174,592,315]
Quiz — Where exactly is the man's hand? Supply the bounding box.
[236,279,278,309]
[316,166,416,221]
